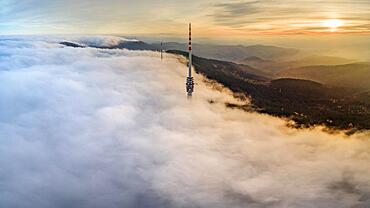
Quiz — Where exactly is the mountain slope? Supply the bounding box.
[168,50,272,81]
[169,50,370,133]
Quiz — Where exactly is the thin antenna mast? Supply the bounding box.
[160,42,163,61]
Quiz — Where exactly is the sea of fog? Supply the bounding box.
[0,36,369,208]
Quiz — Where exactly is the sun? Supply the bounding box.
[322,19,343,32]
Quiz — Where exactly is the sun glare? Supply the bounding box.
[322,19,343,31]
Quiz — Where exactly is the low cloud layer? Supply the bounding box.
[0,36,370,208]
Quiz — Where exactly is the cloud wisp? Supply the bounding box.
[0,36,370,208]
[210,0,370,34]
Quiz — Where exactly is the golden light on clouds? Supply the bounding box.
[322,19,343,32]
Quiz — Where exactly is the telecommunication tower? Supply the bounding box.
[186,23,194,97]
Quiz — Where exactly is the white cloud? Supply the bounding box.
[0,36,369,208]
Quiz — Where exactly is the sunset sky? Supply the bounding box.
[1,0,370,58]
[2,0,369,35]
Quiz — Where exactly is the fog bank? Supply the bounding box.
[0,36,369,208]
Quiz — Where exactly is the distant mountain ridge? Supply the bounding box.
[61,38,354,73]
[59,41,85,48]
[152,42,300,63]
[278,63,370,90]
[60,39,299,63]
[60,40,157,50]
[240,55,354,73]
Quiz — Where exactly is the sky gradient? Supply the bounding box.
[1,0,370,36]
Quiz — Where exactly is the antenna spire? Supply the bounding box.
[160,42,163,61]
[186,23,194,97]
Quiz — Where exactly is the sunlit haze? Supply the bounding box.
[2,0,369,59]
